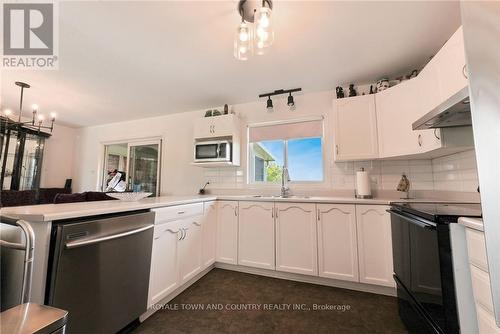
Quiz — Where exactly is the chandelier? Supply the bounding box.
[234,0,274,61]
[1,81,56,133]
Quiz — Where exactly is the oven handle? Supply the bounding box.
[387,210,437,230]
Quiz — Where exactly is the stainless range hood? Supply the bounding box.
[412,86,471,130]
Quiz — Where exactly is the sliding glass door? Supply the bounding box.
[127,141,161,196]
[102,139,161,196]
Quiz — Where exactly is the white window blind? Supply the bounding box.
[248,119,323,143]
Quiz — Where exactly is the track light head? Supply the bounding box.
[266,96,274,112]
[287,92,295,109]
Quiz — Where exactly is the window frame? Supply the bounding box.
[247,117,326,186]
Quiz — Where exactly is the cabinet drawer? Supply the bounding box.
[476,304,500,334]
[154,203,203,223]
[470,265,495,315]
[466,228,489,272]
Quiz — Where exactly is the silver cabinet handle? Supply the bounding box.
[177,211,185,215]
[234,207,238,216]
[179,228,185,240]
[193,221,202,227]
[317,208,320,221]
[418,134,423,147]
[275,207,278,219]
[183,228,189,240]
[271,208,274,218]
[336,145,339,156]
[66,225,154,249]
[462,64,468,79]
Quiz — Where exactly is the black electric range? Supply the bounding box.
[389,202,482,334]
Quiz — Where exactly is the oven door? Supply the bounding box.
[389,209,446,333]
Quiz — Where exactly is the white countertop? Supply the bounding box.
[1,194,480,222]
[458,217,484,231]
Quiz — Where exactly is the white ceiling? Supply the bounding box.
[1,1,462,128]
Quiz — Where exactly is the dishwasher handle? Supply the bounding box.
[387,209,437,230]
[65,224,154,249]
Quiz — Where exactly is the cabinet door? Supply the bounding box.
[356,205,395,287]
[148,221,181,307]
[238,202,275,270]
[417,59,442,119]
[376,80,421,157]
[275,203,318,276]
[317,204,358,282]
[201,201,217,269]
[216,201,239,264]
[333,95,379,161]
[436,26,468,102]
[178,216,203,285]
[194,115,236,139]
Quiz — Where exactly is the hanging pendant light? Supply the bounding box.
[255,3,274,51]
[234,20,253,61]
[234,0,273,60]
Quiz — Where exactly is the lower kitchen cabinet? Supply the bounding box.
[356,205,395,287]
[275,202,318,276]
[148,220,181,307]
[238,201,275,270]
[216,201,239,264]
[178,216,203,284]
[317,204,359,281]
[201,201,217,269]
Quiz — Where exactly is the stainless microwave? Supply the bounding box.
[194,140,232,163]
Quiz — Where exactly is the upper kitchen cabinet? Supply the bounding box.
[417,26,468,120]
[333,95,379,161]
[194,114,240,140]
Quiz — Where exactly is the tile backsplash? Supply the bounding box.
[203,150,479,193]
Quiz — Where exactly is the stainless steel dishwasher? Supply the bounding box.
[46,210,154,334]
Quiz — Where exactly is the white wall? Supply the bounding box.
[40,123,77,188]
[70,90,479,195]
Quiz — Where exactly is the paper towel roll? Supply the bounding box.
[356,169,371,197]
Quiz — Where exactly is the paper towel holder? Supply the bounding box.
[355,168,373,199]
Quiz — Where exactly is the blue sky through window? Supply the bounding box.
[260,137,323,182]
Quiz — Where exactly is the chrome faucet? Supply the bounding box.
[281,166,291,198]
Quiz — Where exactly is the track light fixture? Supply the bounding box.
[259,88,301,112]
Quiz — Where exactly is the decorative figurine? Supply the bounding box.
[224,104,229,114]
[336,86,344,98]
[348,84,357,97]
[409,69,418,79]
[376,78,390,92]
[369,85,374,94]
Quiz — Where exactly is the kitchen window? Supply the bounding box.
[248,118,324,184]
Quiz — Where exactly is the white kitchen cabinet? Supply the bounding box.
[317,204,358,282]
[148,220,181,307]
[178,216,203,284]
[435,26,468,104]
[201,201,217,269]
[356,205,395,287]
[333,94,379,161]
[216,201,239,265]
[275,202,318,276]
[417,58,442,120]
[376,79,440,157]
[194,114,239,139]
[238,201,275,270]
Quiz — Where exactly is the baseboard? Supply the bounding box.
[139,264,215,322]
[215,262,397,297]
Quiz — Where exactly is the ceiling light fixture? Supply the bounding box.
[234,0,274,60]
[287,93,295,111]
[266,96,274,112]
[259,88,301,112]
[1,81,56,134]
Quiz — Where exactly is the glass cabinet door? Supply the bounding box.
[127,141,161,196]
